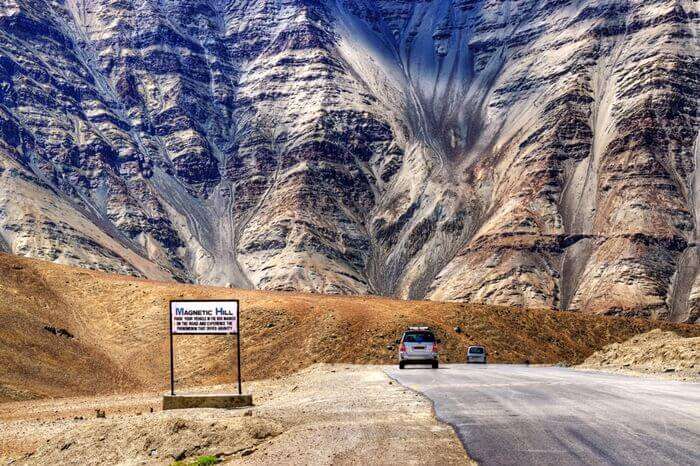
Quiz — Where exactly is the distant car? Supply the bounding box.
[467,345,487,364]
[397,327,440,369]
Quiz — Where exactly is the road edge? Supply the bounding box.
[384,367,478,465]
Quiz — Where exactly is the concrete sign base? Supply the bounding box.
[162,393,253,410]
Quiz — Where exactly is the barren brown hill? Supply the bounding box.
[1,253,698,403]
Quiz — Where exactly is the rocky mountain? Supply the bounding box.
[0,0,698,321]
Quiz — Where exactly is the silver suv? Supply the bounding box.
[467,345,487,364]
[397,327,440,369]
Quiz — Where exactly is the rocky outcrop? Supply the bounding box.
[0,0,697,321]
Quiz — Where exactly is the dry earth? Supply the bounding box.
[0,365,470,465]
[579,329,700,381]
[2,252,699,402]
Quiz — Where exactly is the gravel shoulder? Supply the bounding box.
[0,365,470,465]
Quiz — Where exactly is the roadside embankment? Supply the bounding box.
[578,329,700,381]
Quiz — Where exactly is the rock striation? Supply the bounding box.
[0,0,698,321]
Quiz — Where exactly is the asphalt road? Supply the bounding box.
[386,364,700,466]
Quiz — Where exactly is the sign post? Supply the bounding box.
[164,300,250,409]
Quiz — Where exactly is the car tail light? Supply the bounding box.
[433,343,438,352]
[400,343,406,352]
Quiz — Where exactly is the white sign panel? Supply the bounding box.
[170,300,238,334]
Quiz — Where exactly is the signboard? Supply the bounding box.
[170,300,238,334]
[168,299,242,395]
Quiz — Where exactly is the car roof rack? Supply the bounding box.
[407,326,431,331]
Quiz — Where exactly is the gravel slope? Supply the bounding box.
[0,365,471,465]
[579,329,700,381]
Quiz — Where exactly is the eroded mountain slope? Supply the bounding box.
[0,0,697,320]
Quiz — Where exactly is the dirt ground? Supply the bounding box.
[3,252,698,403]
[578,329,700,381]
[0,365,471,465]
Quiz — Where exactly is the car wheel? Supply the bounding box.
[432,361,439,369]
[399,361,405,369]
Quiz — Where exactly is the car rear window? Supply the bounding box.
[403,332,435,343]
[469,347,485,354]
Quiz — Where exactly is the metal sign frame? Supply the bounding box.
[168,299,242,396]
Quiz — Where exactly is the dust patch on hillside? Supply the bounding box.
[579,329,700,381]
